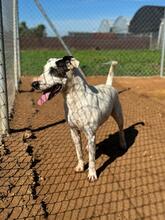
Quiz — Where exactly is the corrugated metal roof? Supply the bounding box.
[129,5,165,34]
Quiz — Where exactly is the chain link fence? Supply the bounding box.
[19,0,165,77]
[0,0,20,135]
[0,1,165,218]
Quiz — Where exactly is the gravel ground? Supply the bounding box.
[0,76,165,220]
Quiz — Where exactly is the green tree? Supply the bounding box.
[34,24,47,37]
[19,22,29,37]
[19,22,47,37]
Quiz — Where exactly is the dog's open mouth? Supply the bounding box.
[37,83,62,106]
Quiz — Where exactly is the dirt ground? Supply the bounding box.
[1,76,165,219]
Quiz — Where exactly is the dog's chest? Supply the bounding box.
[64,86,115,130]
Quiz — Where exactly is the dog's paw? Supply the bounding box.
[88,170,97,182]
[75,163,84,172]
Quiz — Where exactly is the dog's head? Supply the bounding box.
[31,56,79,106]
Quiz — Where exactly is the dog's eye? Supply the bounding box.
[57,67,67,78]
[56,59,64,68]
[56,60,68,71]
[49,67,58,76]
[49,66,67,78]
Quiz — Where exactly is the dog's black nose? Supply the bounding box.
[31,81,40,90]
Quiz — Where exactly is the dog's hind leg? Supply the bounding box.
[112,98,127,150]
[70,128,84,172]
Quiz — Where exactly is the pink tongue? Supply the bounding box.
[37,92,50,106]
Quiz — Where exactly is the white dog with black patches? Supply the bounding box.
[32,56,127,182]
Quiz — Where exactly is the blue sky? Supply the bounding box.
[19,0,165,36]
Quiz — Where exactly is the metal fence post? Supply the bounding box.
[0,0,9,134]
[15,0,21,79]
[160,11,165,77]
[13,0,19,90]
[34,0,72,56]
[34,0,85,77]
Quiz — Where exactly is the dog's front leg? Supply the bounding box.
[85,130,97,182]
[70,128,84,172]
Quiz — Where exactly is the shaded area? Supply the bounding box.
[31,169,40,200]
[96,122,145,177]
[40,201,49,219]
[10,119,66,133]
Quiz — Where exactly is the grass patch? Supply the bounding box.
[21,49,161,76]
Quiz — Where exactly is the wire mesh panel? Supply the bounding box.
[19,0,165,76]
[0,0,20,134]
[1,1,15,112]
[0,0,9,134]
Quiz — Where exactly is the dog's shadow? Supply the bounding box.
[91,121,145,177]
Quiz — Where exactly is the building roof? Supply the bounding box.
[98,19,112,32]
[129,5,165,34]
[112,16,129,34]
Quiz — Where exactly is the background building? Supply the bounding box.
[111,16,129,34]
[129,5,165,34]
[98,19,112,32]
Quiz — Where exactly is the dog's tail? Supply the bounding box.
[106,61,118,86]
